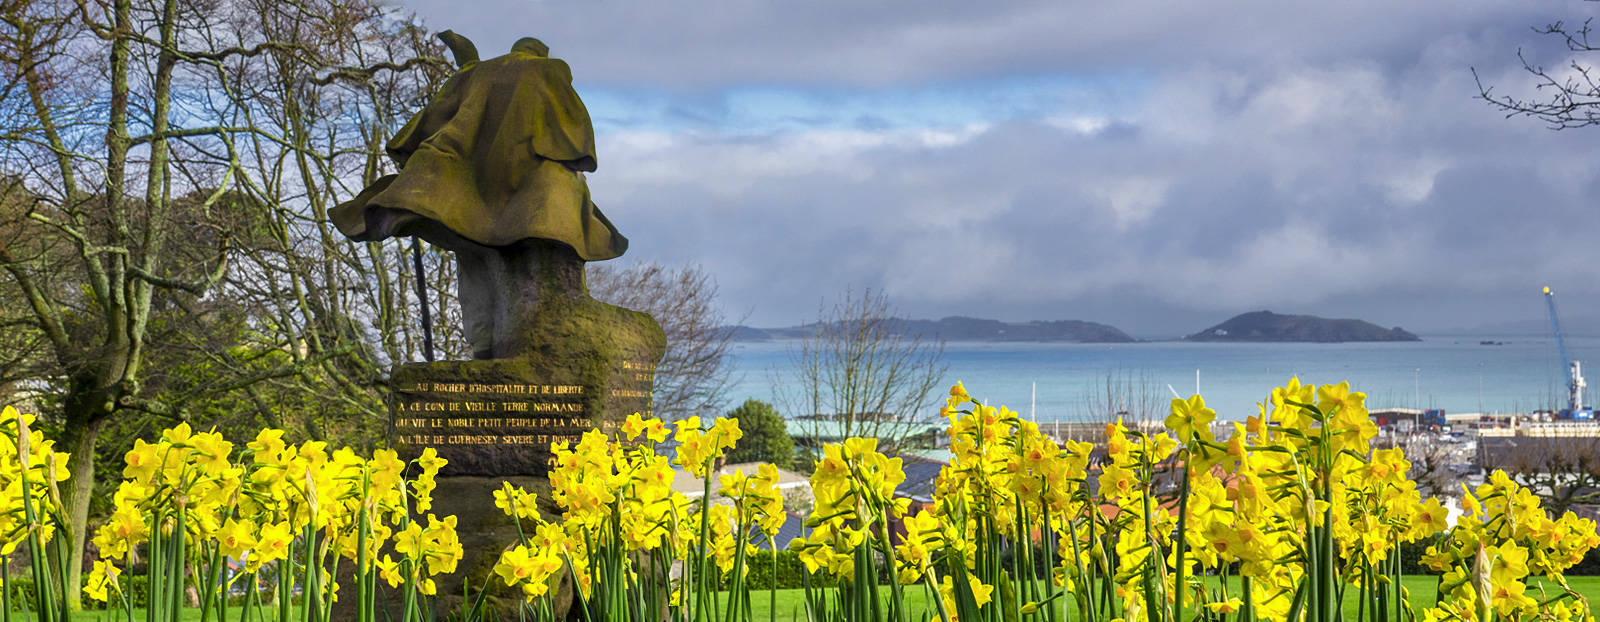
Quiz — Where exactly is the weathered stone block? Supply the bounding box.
[390,291,663,476]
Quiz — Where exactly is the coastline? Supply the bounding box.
[726,334,1591,421]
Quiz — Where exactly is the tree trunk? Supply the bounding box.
[57,377,113,610]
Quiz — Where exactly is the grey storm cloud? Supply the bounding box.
[407,1,1539,89]
[398,0,1600,336]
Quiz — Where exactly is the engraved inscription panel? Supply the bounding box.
[612,360,656,415]
[392,362,655,476]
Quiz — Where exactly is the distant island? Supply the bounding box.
[1184,311,1420,343]
[725,316,1136,343]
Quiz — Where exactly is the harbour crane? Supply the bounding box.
[1544,287,1593,420]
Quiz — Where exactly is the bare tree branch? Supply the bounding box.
[1477,17,1600,129]
[589,262,737,420]
[776,288,948,457]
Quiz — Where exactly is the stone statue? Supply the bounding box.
[329,33,665,618]
[332,32,625,358]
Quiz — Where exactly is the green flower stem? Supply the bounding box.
[235,573,253,622]
[1175,462,1190,622]
[873,508,905,622]
[768,538,778,622]
[562,552,593,622]
[2,548,10,622]
[281,556,295,622]
[200,544,223,622]
[173,481,190,622]
[300,522,317,622]
[147,513,160,622]
[356,472,371,622]
[17,451,58,622]
[925,567,953,622]
[1240,574,1255,622]
[725,514,749,622]
[1066,510,1091,622]
[695,468,713,622]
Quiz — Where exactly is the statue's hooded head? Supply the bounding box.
[513,37,550,57]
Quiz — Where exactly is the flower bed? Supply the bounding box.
[0,379,1594,622]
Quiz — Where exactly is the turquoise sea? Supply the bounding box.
[723,334,1600,422]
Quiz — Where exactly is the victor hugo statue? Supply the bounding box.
[333,32,625,359]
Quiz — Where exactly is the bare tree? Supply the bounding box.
[776,288,947,455]
[1004,368,1173,458]
[588,262,736,420]
[0,178,66,405]
[0,1,248,597]
[0,0,447,598]
[1081,368,1167,437]
[193,0,456,443]
[1485,436,1600,514]
[1476,16,1600,128]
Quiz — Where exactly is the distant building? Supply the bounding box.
[767,511,809,549]
[785,416,943,452]
[1479,421,1600,439]
[895,452,947,505]
[1370,408,1447,430]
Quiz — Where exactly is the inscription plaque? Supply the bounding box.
[391,360,655,475]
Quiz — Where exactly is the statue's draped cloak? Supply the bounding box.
[332,51,627,260]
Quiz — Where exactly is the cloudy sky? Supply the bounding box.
[400,0,1600,338]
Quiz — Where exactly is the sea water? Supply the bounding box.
[722,334,1600,422]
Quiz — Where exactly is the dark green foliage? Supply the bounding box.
[1398,534,1441,576]
[738,550,813,590]
[724,399,794,469]
[4,575,35,612]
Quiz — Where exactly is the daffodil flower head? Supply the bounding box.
[1165,393,1216,445]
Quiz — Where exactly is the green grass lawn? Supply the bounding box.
[65,605,304,622]
[56,610,215,621]
[39,577,1600,622]
[722,576,1600,622]
[75,612,206,622]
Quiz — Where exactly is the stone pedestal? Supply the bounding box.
[390,243,665,476]
[361,245,664,620]
[390,293,663,476]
